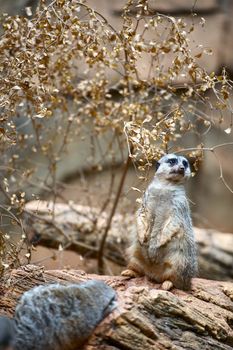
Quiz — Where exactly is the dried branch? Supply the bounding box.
[97,154,131,273]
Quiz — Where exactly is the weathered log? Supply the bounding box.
[0,265,233,349]
[24,201,233,281]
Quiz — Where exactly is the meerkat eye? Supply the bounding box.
[167,158,177,166]
[155,161,160,171]
[182,160,188,168]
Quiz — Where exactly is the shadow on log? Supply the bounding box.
[24,201,233,281]
[0,265,233,349]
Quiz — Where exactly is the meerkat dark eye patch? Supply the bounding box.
[167,158,178,166]
[182,160,188,168]
[155,161,160,171]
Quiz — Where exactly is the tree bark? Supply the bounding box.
[0,266,233,349]
[24,201,233,281]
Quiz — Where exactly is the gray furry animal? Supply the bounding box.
[0,316,14,350]
[0,280,116,350]
[122,153,198,290]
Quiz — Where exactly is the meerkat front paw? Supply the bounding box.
[121,269,141,279]
[161,280,173,291]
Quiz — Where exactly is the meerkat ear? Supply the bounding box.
[155,161,160,171]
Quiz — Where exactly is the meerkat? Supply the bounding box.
[0,280,116,350]
[121,153,198,291]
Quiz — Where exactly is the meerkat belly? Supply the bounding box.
[143,223,188,282]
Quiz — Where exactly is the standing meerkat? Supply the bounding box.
[122,154,198,291]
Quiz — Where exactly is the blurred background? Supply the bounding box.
[0,0,233,272]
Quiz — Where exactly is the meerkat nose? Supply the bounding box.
[178,166,185,175]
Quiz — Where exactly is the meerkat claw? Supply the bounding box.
[121,269,140,279]
[161,280,173,291]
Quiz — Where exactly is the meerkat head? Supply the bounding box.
[155,154,191,183]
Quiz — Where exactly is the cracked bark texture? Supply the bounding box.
[0,266,233,350]
[24,201,233,281]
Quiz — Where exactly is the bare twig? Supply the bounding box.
[97,154,131,273]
